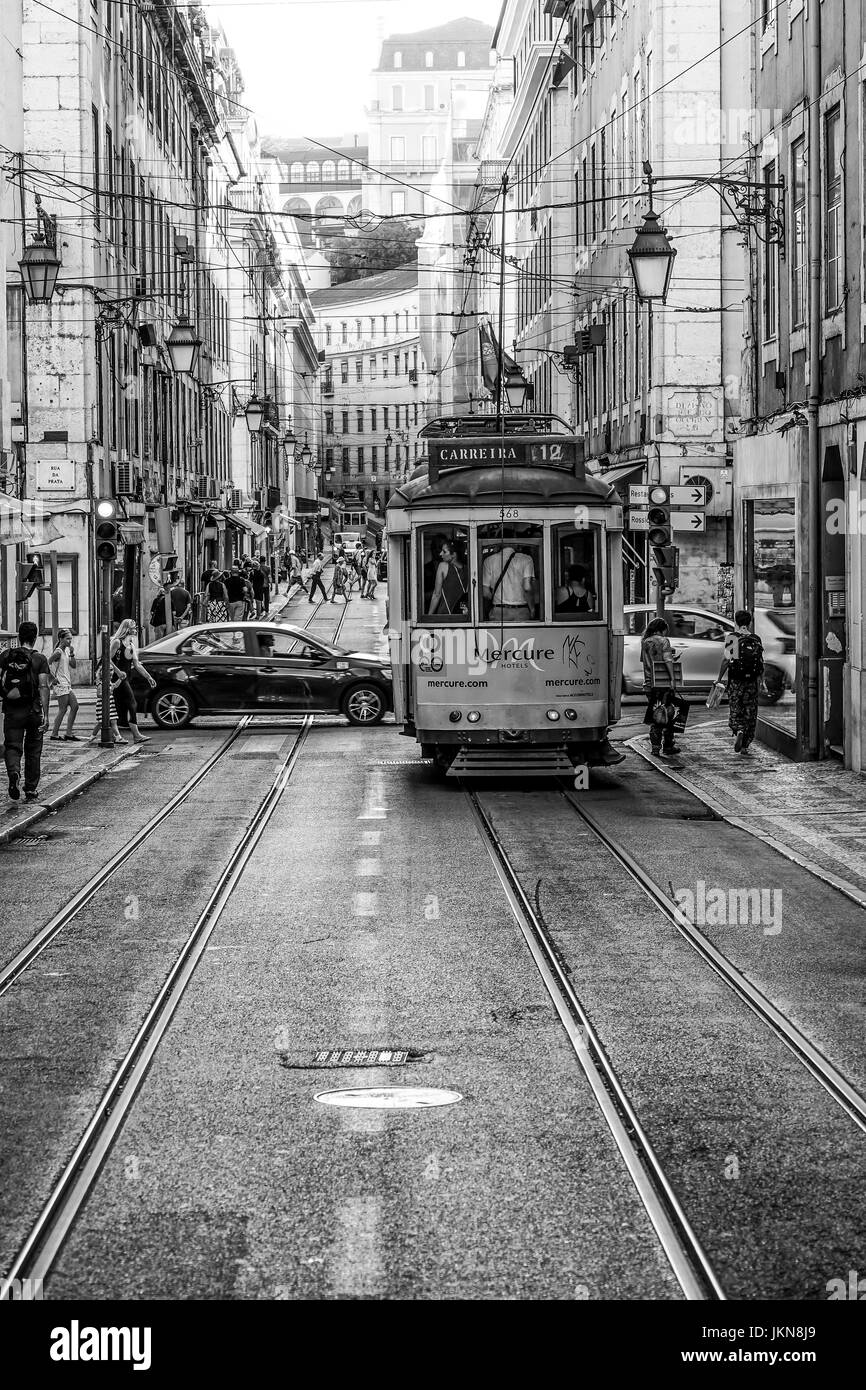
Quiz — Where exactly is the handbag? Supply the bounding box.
[706,680,725,710]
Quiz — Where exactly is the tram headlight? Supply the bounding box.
[564,708,577,721]
[467,710,481,723]
[546,709,561,721]
[449,710,462,723]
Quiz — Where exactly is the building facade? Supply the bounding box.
[365,19,494,219]
[736,0,866,766]
[311,268,425,516]
[2,0,320,670]
[263,134,368,251]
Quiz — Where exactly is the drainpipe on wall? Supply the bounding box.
[806,0,822,757]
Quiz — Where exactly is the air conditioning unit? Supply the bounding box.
[679,466,732,519]
[229,488,243,510]
[116,459,135,495]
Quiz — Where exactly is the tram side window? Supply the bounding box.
[478,523,542,622]
[552,526,602,621]
[419,525,470,621]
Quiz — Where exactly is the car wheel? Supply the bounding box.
[343,683,386,726]
[151,686,196,729]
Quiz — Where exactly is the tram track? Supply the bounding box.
[559,788,866,1136]
[0,595,347,996]
[463,786,726,1302]
[0,597,350,1294]
[466,778,866,1301]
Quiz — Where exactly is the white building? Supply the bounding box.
[311,268,426,517]
[365,18,494,219]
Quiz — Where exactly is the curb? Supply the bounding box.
[626,735,866,912]
[0,744,140,847]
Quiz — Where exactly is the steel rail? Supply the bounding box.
[562,790,866,1136]
[0,716,314,1296]
[0,597,349,996]
[464,787,726,1302]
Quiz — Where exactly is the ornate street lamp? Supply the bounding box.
[504,369,530,412]
[628,208,677,303]
[244,393,265,435]
[19,195,61,304]
[166,314,202,375]
[297,432,313,467]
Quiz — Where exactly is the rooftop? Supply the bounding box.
[376,17,493,71]
[310,265,418,308]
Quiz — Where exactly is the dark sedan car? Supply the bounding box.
[131,623,392,729]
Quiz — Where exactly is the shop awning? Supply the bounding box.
[119,521,147,545]
[596,460,647,488]
[225,513,267,538]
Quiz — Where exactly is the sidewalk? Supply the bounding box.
[0,737,140,845]
[628,720,866,909]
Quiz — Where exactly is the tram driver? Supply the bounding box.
[482,542,536,622]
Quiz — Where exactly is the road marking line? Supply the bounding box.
[359,830,382,846]
[354,858,380,877]
[330,1197,383,1296]
[352,891,378,916]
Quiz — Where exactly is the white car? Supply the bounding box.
[622,603,795,702]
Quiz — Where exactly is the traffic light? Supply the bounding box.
[95,497,118,563]
[647,485,678,592]
[16,557,46,601]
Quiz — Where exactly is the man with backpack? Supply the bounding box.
[715,609,764,755]
[0,620,51,801]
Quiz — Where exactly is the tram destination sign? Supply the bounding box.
[428,435,584,480]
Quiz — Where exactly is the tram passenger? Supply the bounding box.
[482,543,536,621]
[641,617,688,758]
[427,540,468,617]
[554,564,596,615]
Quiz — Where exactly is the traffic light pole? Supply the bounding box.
[100,559,112,747]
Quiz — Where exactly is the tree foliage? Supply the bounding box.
[325,219,420,286]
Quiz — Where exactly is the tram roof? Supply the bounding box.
[388,464,619,510]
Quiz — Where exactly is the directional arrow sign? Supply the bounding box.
[670,512,707,532]
[627,509,650,531]
[670,485,707,507]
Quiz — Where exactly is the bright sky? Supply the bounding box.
[207,0,502,140]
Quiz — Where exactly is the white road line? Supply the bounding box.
[354,858,380,877]
[358,769,387,821]
[359,830,382,846]
[352,891,378,916]
[330,1196,383,1297]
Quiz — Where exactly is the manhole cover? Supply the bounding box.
[315,1087,462,1109]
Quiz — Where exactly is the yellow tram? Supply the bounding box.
[385,415,626,777]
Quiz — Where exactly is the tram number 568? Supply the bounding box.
[499,507,519,520]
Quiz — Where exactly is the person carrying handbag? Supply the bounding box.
[641,617,688,757]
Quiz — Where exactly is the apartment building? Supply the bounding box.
[736,0,866,765]
[365,18,494,218]
[311,268,425,517]
[2,0,320,666]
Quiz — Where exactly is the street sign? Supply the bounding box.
[670,484,707,507]
[628,484,649,506]
[627,509,650,531]
[670,512,707,532]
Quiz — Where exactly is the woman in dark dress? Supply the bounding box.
[111,619,155,744]
[206,572,230,622]
[555,564,595,614]
[427,540,468,616]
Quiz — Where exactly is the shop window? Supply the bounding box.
[37,554,79,635]
[478,523,542,621]
[551,526,601,621]
[418,525,470,621]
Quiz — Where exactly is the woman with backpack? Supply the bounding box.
[713,609,764,754]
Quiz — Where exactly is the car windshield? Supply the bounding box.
[270,626,343,657]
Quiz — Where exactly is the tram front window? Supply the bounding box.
[552,525,601,621]
[479,524,542,622]
[419,525,470,621]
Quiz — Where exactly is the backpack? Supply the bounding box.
[1,647,36,708]
[730,633,763,681]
